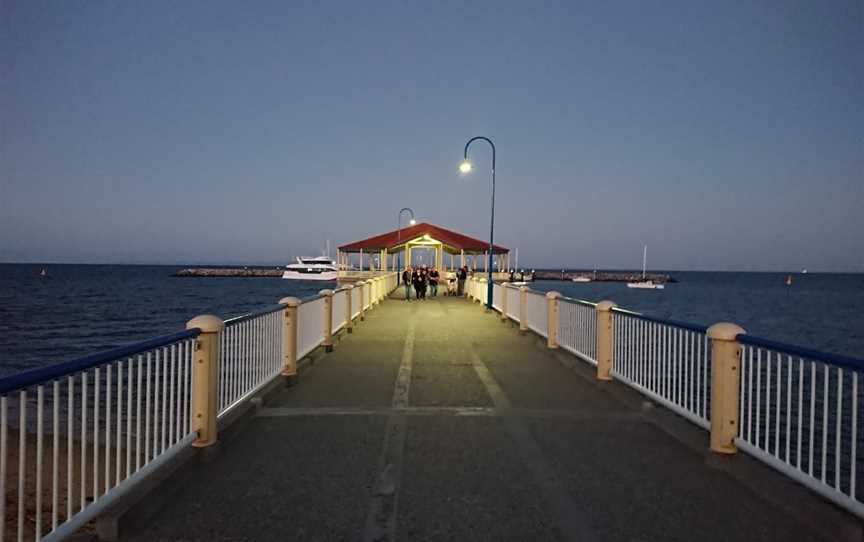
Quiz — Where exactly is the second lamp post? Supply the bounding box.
[460,136,496,310]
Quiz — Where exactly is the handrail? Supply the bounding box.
[301,292,325,303]
[610,307,709,334]
[737,333,864,372]
[0,329,201,394]
[224,303,286,325]
[557,295,597,308]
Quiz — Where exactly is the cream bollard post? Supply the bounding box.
[500,282,509,321]
[320,289,334,352]
[279,297,300,384]
[708,322,746,454]
[358,281,366,321]
[595,301,617,381]
[344,285,354,333]
[518,286,528,332]
[546,291,561,348]
[186,314,225,447]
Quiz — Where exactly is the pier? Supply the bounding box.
[2,272,864,541]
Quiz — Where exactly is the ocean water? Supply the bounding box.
[0,264,330,376]
[0,265,862,376]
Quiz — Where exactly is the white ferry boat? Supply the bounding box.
[282,256,338,281]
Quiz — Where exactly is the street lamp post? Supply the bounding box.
[397,207,416,275]
[460,136,496,310]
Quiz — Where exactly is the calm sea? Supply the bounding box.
[0,264,862,376]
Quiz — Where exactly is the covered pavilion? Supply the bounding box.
[337,222,510,272]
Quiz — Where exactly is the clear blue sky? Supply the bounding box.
[2,1,862,271]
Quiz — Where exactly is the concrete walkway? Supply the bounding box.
[127,294,857,542]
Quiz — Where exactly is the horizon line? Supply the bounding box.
[1,261,861,275]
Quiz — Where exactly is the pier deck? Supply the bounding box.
[124,294,855,542]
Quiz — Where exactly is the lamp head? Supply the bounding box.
[459,160,473,173]
[409,218,416,225]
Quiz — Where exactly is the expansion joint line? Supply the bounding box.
[363,321,415,542]
[468,344,597,542]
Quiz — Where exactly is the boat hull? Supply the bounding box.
[627,281,664,289]
[281,271,337,281]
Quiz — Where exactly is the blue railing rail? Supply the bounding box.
[558,295,597,308]
[737,333,864,372]
[0,328,201,394]
[611,306,710,334]
[224,303,286,325]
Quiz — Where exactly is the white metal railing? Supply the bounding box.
[492,283,502,310]
[332,289,348,333]
[735,337,864,517]
[298,296,326,360]
[525,291,547,337]
[219,307,283,418]
[0,331,198,541]
[611,310,711,429]
[505,285,520,322]
[351,286,362,319]
[558,298,597,365]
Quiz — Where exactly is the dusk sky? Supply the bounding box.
[2,1,862,271]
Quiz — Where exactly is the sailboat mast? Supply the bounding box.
[642,245,647,279]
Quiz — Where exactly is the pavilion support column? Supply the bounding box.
[359,249,364,272]
[460,249,465,268]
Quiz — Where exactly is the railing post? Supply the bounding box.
[344,286,354,333]
[478,277,487,306]
[186,314,224,448]
[358,280,366,321]
[546,291,561,348]
[279,297,300,384]
[708,322,745,455]
[320,289,334,352]
[595,301,617,381]
[500,282,509,321]
[518,286,528,333]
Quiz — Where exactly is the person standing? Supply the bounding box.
[429,267,439,297]
[402,267,412,301]
[457,266,467,296]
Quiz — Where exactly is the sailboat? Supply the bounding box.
[627,245,664,290]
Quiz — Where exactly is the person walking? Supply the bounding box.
[411,267,421,301]
[429,267,439,297]
[402,266,412,301]
[457,266,467,296]
[417,267,428,300]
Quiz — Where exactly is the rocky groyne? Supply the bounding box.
[532,270,675,283]
[174,268,283,278]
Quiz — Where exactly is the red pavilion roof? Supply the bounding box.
[338,222,508,254]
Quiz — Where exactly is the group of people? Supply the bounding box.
[401,266,440,300]
[401,265,471,301]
